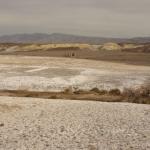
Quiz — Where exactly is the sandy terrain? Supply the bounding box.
[0,96,149,150]
[0,55,150,92]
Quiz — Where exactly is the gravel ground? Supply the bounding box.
[0,96,150,150]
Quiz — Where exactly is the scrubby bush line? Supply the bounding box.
[0,86,149,104]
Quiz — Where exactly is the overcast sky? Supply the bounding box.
[0,0,150,37]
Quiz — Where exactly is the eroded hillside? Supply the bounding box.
[0,43,150,53]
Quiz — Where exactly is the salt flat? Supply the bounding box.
[0,55,149,91]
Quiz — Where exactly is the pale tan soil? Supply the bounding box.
[0,96,150,150]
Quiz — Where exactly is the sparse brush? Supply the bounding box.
[109,89,121,95]
[63,86,73,94]
[73,89,85,94]
[0,86,149,104]
[50,95,57,99]
[98,90,108,95]
[122,86,150,104]
[90,88,108,95]
[90,87,100,93]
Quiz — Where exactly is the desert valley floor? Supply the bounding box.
[0,55,150,150]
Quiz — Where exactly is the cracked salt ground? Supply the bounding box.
[0,69,149,91]
[0,56,149,91]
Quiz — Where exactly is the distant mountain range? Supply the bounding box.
[0,33,150,44]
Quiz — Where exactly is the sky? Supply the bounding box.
[0,0,150,37]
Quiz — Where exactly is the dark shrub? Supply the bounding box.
[109,89,121,95]
[50,95,57,99]
[90,88,100,93]
[74,90,85,94]
[98,90,108,95]
[63,87,73,94]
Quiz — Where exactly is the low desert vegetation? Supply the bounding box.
[0,86,149,104]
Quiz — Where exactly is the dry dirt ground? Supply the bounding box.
[0,96,150,150]
[2,50,150,66]
[0,55,150,92]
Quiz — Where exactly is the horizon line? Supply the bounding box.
[0,32,150,39]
